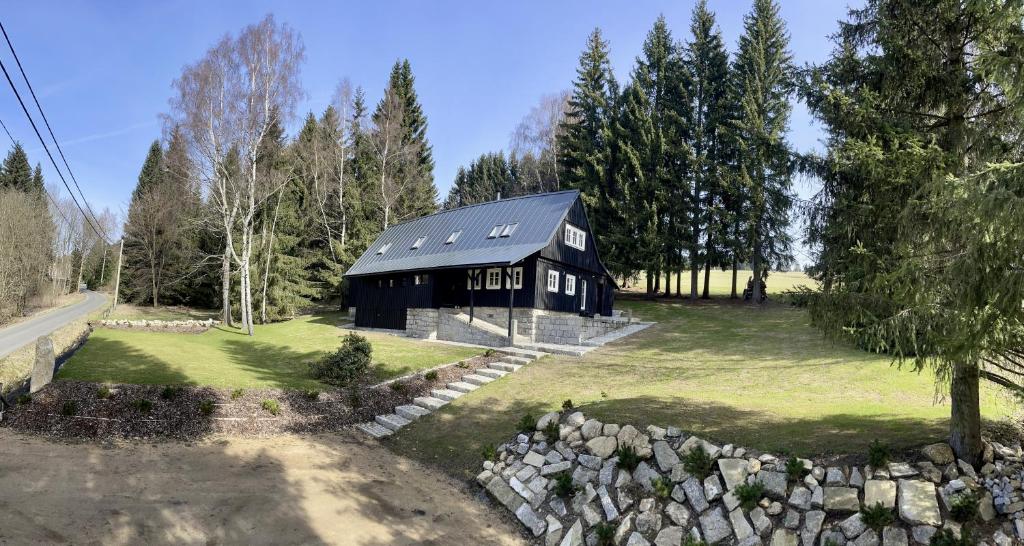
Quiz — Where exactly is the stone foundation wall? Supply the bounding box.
[404,306,631,347]
[406,308,439,339]
[437,309,510,347]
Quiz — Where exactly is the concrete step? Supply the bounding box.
[447,381,479,393]
[462,373,495,386]
[375,413,411,432]
[395,404,432,421]
[356,422,394,438]
[477,368,509,379]
[499,355,533,366]
[431,388,464,402]
[489,362,522,373]
[414,396,448,411]
[495,347,546,360]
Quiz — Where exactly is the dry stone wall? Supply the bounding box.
[96,319,220,333]
[479,410,1023,545]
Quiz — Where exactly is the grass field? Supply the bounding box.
[58,314,480,389]
[105,304,220,322]
[622,269,815,297]
[391,271,1016,479]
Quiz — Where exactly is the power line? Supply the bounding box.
[0,57,108,243]
[0,20,109,243]
[0,114,12,142]
[0,113,76,230]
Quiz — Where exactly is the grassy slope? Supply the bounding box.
[390,271,1014,479]
[58,314,479,389]
[105,304,220,322]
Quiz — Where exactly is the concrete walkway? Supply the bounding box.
[0,291,107,359]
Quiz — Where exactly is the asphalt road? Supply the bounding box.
[0,291,108,359]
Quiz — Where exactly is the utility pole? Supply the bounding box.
[75,244,86,291]
[111,238,124,311]
[99,246,108,287]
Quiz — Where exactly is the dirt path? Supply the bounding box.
[0,431,526,545]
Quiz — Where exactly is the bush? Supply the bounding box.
[16,393,32,405]
[517,413,536,432]
[261,399,280,415]
[61,400,77,416]
[682,538,709,546]
[304,389,320,401]
[160,386,180,400]
[553,473,578,498]
[734,482,766,510]
[424,370,439,381]
[481,444,498,461]
[389,382,407,393]
[868,439,890,467]
[929,528,973,546]
[484,349,496,357]
[132,399,153,413]
[310,333,372,386]
[543,420,560,441]
[594,522,615,546]
[949,492,979,523]
[652,476,673,499]
[683,445,713,480]
[785,457,806,481]
[199,400,215,416]
[457,361,470,369]
[562,399,574,410]
[616,445,642,471]
[231,388,245,400]
[860,503,895,531]
[96,385,112,399]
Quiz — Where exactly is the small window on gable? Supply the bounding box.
[445,230,462,244]
[565,224,586,251]
[565,274,577,296]
[411,236,426,250]
[486,268,502,289]
[547,270,560,293]
[487,225,504,239]
[377,242,392,255]
[499,223,518,238]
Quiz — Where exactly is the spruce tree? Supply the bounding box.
[733,0,795,303]
[378,60,438,221]
[29,163,44,194]
[0,142,33,192]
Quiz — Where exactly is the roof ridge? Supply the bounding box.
[384,189,580,230]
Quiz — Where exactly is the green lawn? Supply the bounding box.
[105,304,220,322]
[391,289,1016,479]
[58,314,480,389]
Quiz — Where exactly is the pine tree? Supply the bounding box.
[733,0,795,303]
[0,142,33,192]
[30,163,44,194]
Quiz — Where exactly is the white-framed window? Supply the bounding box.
[499,223,519,238]
[547,270,560,293]
[487,225,503,239]
[414,274,428,285]
[565,224,586,251]
[486,268,502,289]
[377,242,392,255]
[445,230,462,244]
[565,274,576,296]
[411,236,426,249]
[581,280,587,310]
[466,269,482,289]
[511,267,523,289]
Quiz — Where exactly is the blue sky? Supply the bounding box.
[0,1,854,261]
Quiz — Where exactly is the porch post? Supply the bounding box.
[468,269,475,323]
[506,266,515,339]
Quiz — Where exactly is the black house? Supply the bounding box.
[345,190,616,333]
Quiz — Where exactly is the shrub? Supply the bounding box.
[160,386,180,400]
[16,393,32,405]
[132,399,153,413]
[683,445,713,480]
[61,400,77,416]
[304,389,320,401]
[734,482,766,510]
[553,472,577,498]
[484,349,496,357]
[867,439,890,467]
[310,333,372,386]
[785,457,806,481]
[948,492,979,523]
[231,388,245,400]
[517,413,536,432]
[616,445,642,471]
[562,399,574,410]
[424,370,439,381]
[199,400,215,416]
[683,538,709,546]
[929,528,973,546]
[543,420,560,441]
[652,476,673,499]
[481,444,498,461]
[860,503,895,531]
[594,522,615,546]
[457,361,470,369]
[261,399,280,415]
[96,385,112,399]
[389,382,407,393]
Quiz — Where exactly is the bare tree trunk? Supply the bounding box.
[151,253,158,307]
[949,361,982,466]
[221,247,233,327]
[751,232,762,304]
[702,260,711,299]
[260,191,282,324]
[730,256,738,299]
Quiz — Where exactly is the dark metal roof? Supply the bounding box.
[345,190,581,277]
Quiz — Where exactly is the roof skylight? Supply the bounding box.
[487,225,503,239]
[445,230,462,244]
[411,236,426,250]
[499,223,518,237]
[377,243,392,255]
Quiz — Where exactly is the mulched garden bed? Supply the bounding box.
[3,355,497,440]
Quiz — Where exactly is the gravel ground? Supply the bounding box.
[3,356,495,440]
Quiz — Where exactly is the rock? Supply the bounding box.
[604,423,620,437]
[545,516,564,546]
[537,411,560,431]
[979,491,996,522]
[572,465,597,487]
[542,461,573,476]
[731,508,755,540]
[636,510,662,536]
[572,483,597,513]
[617,488,635,512]
[864,480,897,509]
[581,419,604,440]
[751,507,772,537]
[633,462,659,493]
[654,526,684,546]
[853,529,879,546]
[566,412,586,428]
[653,441,680,472]
[486,476,525,512]
[916,462,941,484]
[956,459,977,479]
[910,525,936,544]
[666,501,692,526]
[615,513,636,544]
[524,451,547,467]
[820,530,845,546]
[723,490,740,512]
[704,474,724,502]
[811,467,825,482]
[887,462,917,479]
[683,476,710,513]
[559,519,584,546]
[599,463,615,485]
[678,436,722,459]
[897,479,941,526]
[803,475,819,489]
[719,459,751,490]
[840,513,867,539]
[617,425,640,446]
[850,467,865,488]
[550,497,568,517]
[617,469,633,488]
[699,507,733,544]
[639,498,655,513]
[626,532,651,546]
[826,467,846,486]
[823,487,860,513]
[881,526,908,546]
[582,503,602,527]
[767,502,784,516]
[788,487,812,511]
[647,425,667,440]
[941,463,958,482]
[545,450,564,464]
[597,485,619,521]
[515,503,547,536]
[783,509,800,530]
[993,530,1014,546]
[770,528,798,546]
[586,436,618,459]
[810,486,824,509]
[578,454,603,470]
[801,510,825,546]
[748,459,763,475]
[671,464,691,483]
[756,471,789,499]
[29,336,55,393]
[671,484,686,504]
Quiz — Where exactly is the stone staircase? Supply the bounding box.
[354,347,545,439]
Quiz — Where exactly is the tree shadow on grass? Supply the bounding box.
[220,338,325,390]
[56,336,195,386]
